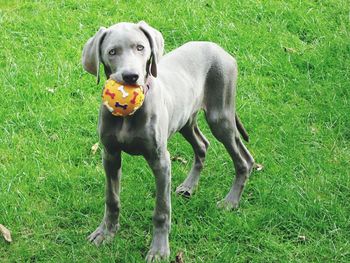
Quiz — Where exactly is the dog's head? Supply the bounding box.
[82,21,164,85]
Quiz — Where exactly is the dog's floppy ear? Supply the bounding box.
[82,27,107,84]
[138,21,164,78]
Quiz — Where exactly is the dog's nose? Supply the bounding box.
[122,72,139,84]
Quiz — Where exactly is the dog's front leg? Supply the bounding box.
[88,149,121,246]
[145,149,171,262]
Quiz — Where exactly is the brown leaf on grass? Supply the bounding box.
[171,156,188,164]
[50,133,59,141]
[91,142,99,155]
[175,251,184,263]
[310,126,318,135]
[0,224,12,243]
[254,163,264,172]
[46,87,55,93]
[283,47,297,53]
[298,235,306,242]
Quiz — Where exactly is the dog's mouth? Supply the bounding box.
[108,70,151,89]
[111,77,144,87]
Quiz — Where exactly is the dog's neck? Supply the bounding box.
[143,75,153,95]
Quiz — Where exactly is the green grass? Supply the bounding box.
[1,0,349,262]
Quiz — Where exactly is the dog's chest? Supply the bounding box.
[99,109,156,156]
[115,125,149,154]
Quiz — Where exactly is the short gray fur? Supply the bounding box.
[82,21,255,262]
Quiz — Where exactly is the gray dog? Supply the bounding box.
[82,21,254,262]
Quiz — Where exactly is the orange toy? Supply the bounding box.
[102,79,145,116]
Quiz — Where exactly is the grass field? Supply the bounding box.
[1,0,349,262]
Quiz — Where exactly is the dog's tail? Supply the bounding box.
[235,114,249,142]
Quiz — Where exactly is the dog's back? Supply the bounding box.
[153,41,238,134]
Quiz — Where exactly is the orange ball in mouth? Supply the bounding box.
[102,79,145,116]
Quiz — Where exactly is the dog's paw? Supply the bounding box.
[217,198,239,211]
[175,184,195,198]
[145,248,170,262]
[87,224,118,246]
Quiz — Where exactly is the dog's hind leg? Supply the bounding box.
[176,114,209,197]
[205,109,254,210]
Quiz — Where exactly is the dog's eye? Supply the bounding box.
[136,45,144,51]
[109,49,117,56]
